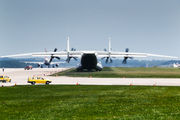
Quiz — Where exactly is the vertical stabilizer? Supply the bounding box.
[109,37,111,52]
[108,37,111,64]
[67,37,70,63]
[45,48,47,59]
[67,37,70,52]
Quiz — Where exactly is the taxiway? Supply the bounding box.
[0,68,180,86]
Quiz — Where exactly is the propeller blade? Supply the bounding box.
[122,59,126,64]
[66,56,71,63]
[122,58,128,64]
[110,59,113,63]
[71,47,76,51]
[101,57,106,60]
[73,57,78,61]
[66,59,69,63]
[105,58,108,63]
[55,57,61,60]
[54,48,57,52]
[49,57,53,63]
[125,48,129,52]
[68,58,71,63]
[129,57,134,60]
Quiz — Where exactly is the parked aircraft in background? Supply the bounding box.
[23,48,64,68]
[23,57,64,68]
[0,37,179,71]
[173,63,180,68]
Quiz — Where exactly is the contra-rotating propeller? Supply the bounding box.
[49,48,61,63]
[101,48,115,64]
[122,48,133,64]
[66,47,78,63]
[101,57,113,64]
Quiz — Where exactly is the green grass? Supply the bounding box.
[51,67,180,78]
[1,85,180,119]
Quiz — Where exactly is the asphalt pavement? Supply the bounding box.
[1,68,180,87]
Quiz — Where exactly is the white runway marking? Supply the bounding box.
[0,68,180,87]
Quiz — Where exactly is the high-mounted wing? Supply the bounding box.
[0,53,35,58]
[97,51,178,58]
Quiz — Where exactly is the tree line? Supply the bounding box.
[0,58,179,68]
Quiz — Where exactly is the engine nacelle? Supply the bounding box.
[38,64,43,68]
[96,61,103,71]
[56,64,59,67]
[38,64,41,67]
[76,63,83,71]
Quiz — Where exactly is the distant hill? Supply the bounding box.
[0,57,179,68]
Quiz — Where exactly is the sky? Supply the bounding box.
[0,0,180,60]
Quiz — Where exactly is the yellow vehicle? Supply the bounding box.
[0,75,11,83]
[27,76,51,85]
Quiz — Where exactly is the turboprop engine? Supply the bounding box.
[56,64,59,67]
[38,64,43,68]
[38,64,41,67]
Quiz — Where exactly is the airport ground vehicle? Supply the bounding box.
[0,75,11,83]
[27,76,51,85]
[24,65,33,70]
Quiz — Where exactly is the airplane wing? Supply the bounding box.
[0,53,35,58]
[32,52,67,57]
[145,53,178,58]
[31,51,178,59]
[21,61,43,64]
[97,51,178,58]
[32,51,81,57]
[2,51,177,59]
[50,61,66,64]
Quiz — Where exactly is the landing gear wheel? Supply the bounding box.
[46,81,49,85]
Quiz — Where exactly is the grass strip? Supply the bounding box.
[51,67,180,78]
[1,85,180,119]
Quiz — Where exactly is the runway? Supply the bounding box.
[1,68,180,87]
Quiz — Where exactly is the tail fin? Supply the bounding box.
[67,37,70,63]
[45,48,47,59]
[67,37,69,52]
[109,37,111,52]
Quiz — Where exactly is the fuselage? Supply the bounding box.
[173,63,180,68]
[38,58,59,68]
[76,53,103,71]
[44,59,50,66]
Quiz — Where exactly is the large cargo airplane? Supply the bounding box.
[0,37,179,71]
